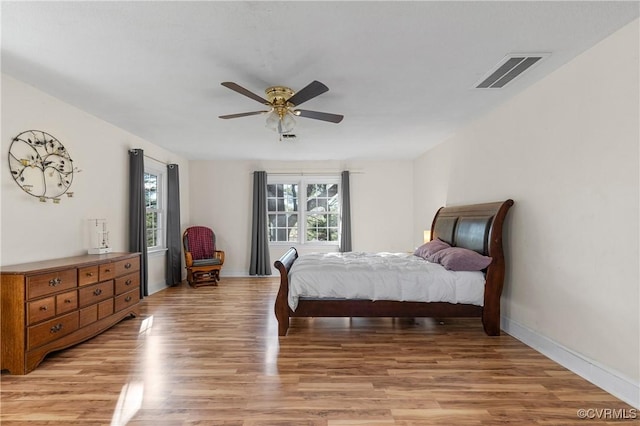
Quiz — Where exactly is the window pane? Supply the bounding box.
[277,198,284,212]
[267,199,276,211]
[144,173,158,209]
[328,196,339,212]
[267,184,276,198]
[328,214,338,227]
[146,212,156,229]
[306,184,315,197]
[287,213,298,228]
[285,194,295,211]
[146,229,156,247]
[328,184,338,197]
[276,184,283,197]
[329,229,338,241]
[277,229,287,241]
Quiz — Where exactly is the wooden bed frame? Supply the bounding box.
[274,199,514,336]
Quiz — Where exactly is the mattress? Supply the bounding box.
[288,251,485,311]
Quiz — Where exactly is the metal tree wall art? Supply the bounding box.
[8,130,79,203]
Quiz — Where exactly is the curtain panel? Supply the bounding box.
[250,171,272,275]
[166,164,182,286]
[340,170,352,252]
[128,149,149,297]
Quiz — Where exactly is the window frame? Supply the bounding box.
[144,159,167,254]
[267,175,341,247]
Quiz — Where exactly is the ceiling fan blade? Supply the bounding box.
[295,109,344,123]
[221,82,270,104]
[287,81,329,106]
[219,111,268,119]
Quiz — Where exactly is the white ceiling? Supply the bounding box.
[2,1,638,161]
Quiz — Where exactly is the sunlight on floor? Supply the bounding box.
[264,305,280,376]
[110,381,144,426]
[139,315,154,334]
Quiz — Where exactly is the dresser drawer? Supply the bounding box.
[78,281,114,308]
[114,257,140,276]
[78,265,99,286]
[27,269,77,300]
[115,272,140,295]
[99,263,116,281]
[79,304,98,327]
[56,290,78,315]
[115,289,139,312]
[28,296,55,324]
[28,312,79,350]
[98,299,114,320]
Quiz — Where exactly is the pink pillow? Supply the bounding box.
[429,247,493,271]
[414,238,450,259]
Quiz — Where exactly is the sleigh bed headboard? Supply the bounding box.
[431,199,514,259]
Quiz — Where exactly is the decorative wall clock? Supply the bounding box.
[8,130,77,203]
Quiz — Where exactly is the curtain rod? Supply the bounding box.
[144,154,171,166]
[257,171,363,176]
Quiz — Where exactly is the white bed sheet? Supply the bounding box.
[288,252,485,311]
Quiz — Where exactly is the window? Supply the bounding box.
[144,161,165,252]
[267,176,340,245]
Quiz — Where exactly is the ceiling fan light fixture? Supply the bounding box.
[280,111,296,133]
[265,109,296,134]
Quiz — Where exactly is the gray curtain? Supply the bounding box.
[340,170,352,252]
[249,171,271,275]
[165,164,182,286]
[128,149,148,297]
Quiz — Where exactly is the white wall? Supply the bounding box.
[1,74,191,295]
[413,19,639,402]
[189,159,414,276]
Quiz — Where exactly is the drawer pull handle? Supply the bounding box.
[93,288,103,296]
[50,323,63,333]
[65,299,72,304]
[125,279,132,285]
[48,278,62,286]
[125,296,132,302]
[125,263,132,269]
[39,305,48,311]
[86,272,93,277]
[104,269,111,273]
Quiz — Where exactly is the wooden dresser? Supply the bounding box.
[1,252,141,375]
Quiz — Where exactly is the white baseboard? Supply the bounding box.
[502,316,639,409]
[220,271,275,278]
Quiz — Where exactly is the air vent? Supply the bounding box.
[281,133,297,141]
[475,53,548,89]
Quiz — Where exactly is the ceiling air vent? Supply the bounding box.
[281,133,297,141]
[475,53,548,89]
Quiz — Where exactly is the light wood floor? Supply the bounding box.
[1,277,635,425]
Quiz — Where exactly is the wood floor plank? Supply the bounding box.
[1,277,635,425]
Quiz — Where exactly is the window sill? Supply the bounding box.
[148,247,168,257]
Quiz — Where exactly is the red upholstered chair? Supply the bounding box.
[182,226,225,287]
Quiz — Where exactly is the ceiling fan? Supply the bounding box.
[219,80,344,136]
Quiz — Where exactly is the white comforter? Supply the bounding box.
[288,252,485,311]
